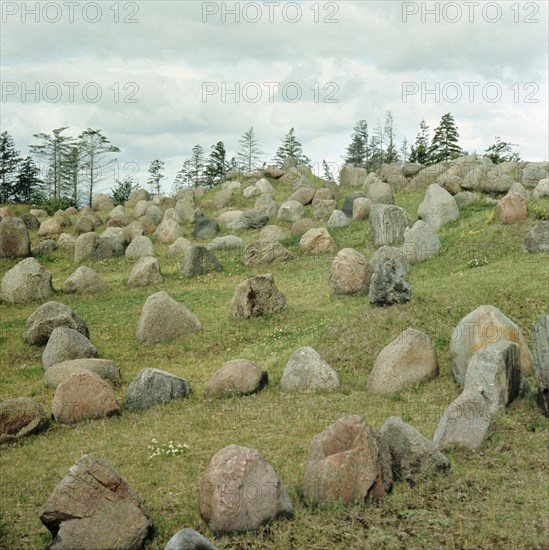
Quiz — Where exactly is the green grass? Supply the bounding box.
[0,187,548,549]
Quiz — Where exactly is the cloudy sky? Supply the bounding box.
[1,0,548,194]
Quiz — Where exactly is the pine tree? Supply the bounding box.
[399,138,409,164]
[63,146,81,207]
[0,131,20,203]
[409,120,430,165]
[344,119,369,167]
[322,160,336,182]
[147,160,165,195]
[13,156,42,203]
[368,121,384,171]
[173,159,192,191]
[111,176,138,205]
[236,127,263,172]
[204,141,227,187]
[189,145,205,188]
[274,128,311,168]
[384,111,399,164]
[427,113,463,163]
[484,137,521,164]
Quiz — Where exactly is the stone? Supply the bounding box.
[106,205,130,227]
[368,258,411,306]
[367,180,394,204]
[128,256,164,287]
[227,210,269,231]
[279,347,340,392]
[74,215,95,235]
[204,359,268,399]
[0,206,14,217]
[243,185,259,199]
[299,228,337,254]
[92,236,124,260]
[229,274,287,319]
[367,329,438,393]
[145,204,164,225]
[44,358,121,389]
[496,192,527,224]
[38,218,62,237]
[164,528,218,550]
[169,237,192,256]
[0,217,30,258]
[213,189,233,209]
[417,184,459,231]
[433,390,499,451]
[327,209,351,228]
[342,192,367,217]
[42,327,98,370]
[531,315,549,416]
[403,162,423,177]
[522,163,548,188]
[255,178,276,195]
[217,210,243,225]
[509,181,529,200]
[206,236,245,252]
[175,201,199,224]
[288,186,315,205]
[39,453,151,548]
[371,246,410,274]
[136,291,202,344]
[477,171,515,194]
[241,241,293,266]
[34,239,57,254]
[92,193,115,211]
[0,257,53,304]
[449,305,532,385]
[74,232,99,262]
[277,200,305,224]
[101,226,127,246]
[24,301,89,345]
[312,188,334,203]
[259,224,285,242]
[328,248,373,296]
[533,178,549,198]
[379,417,450,480]
[402,220,441,264]
[63,266,108,294]
[264,165,285,178]
[369,204,411,247]
[193,217,219,240]
[437,173,463,195]
[154,219,184,244]
[30,208,48,218]
[125,368,190,410]
[523,221,549,253]
[380,163,407,187]
[126,188,151,208]
[0,397,49,444]
[454,191,476,207]
[125,235,155,258]
[199,445,293,535]
[222,180,241,191]
[311,199,336,221]
[352,197,372,220]
[181,246,222,277]
[463,340,521,410]
[302,415,392,506]
[340,165,367,187]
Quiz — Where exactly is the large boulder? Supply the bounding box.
[259,225,285,242]
[93,236,125,260]
[277,200,305,224]
[126,188,151,208]
[24,301,89,345]
[164,529,218,550]
[193,217,219,240]
[531,314,549,416]
[312,199,337,221]
[181,246,222,277]
[299,228,337,254]
[199,445,293,535]
[39,454,151,549]
[63,266,108,294]
[327,210,351,228]
[241,241,293,266]
[367,180,394,204]
[227,210,269,231]
[136,291,202,344]
[44,358,121,389]
[367,329,438,393]
[328,248,373,296]
[204,359,268,399]
[0,257,53,304]
[401,220,441,264]
[340,165,367,188]
[0,397,49,444]
[496,192,527,224]
[342,192,367,217]
[380,417,450,480]
[42,327,98,370]
[74,232,99,262]
[352,197,373,220]
[523,221,549,253]
[288,186,315,205]
[128,256,164,287]
[125,235,155,258]
[279,347,340,392]
[169,237,192,256]
[125,368,190,410]
[206,235,245,252]
[154,219,184,244]
[0,216,30,258]
[417,184,459,231]
[522,163,548,188]
[38,218,62,237]
[302,415,392,506]
[229,274,287,319]
[369,204,411,247]
[533,178,549,199]
[449,305,532,385]
[92,193,115,211]
[368,258,411,306]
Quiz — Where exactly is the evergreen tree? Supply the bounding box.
[344,119,369,167]
[0,131,20,203]
[484,137,521,164]
[368,121,384,171]
[13,156,42,203]
[173,159,192,191]
[408,120,430,165]
[78,128,120,206]
[399,137,409,164]
[147,160,165,195]
[384,111,399,164]
[189,145,205,188]
[274,128,311,168]
[111,176,138,205]
[63,146,81,207]
[204,141,227,187]
[236,127,263,172]
[322,159,335,182]
[427,113,463,163]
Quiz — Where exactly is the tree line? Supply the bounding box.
[0,114,521,206]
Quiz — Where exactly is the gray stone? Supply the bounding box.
[193,217,219,240]
[369,204,411,247]
[531,314,549,416]
[34,239,57,254]
[367,180,394,204]
[217,210,243,225]
[39,454,151,549]
[0,397,49,445]
[277,200,305,224]
[125,368,190,410]
[288,186,315,205]
[92,193,115,211]
[181,246,222,277]
[128,256,164,287]
[533,178,549,199]
[255,178,276,195]
[93,236,124,260]
[352,197,372,220]
[44,358,121,389]
[0,257,54,304]
[523,221,549,253]
[206,235,244,251]
[74,232,99,262]
[403,163,423,177]
[38,218,62,237]
[63,266,108,294]
[342,192,367,217]
[522,163,548,188]
[371,246,410,274]
[154,219,184,244]
[229,274,287,319]
[145,204,164,225]
[454,191,476,207]
[299,228,337,254]
[213,188,233,209]
[259,225,285,242]
[136,291,202,344]
[312,199,337,221]
[328,248,373,296]
[126,188,151,208]
[291,218,317,237]
[340,165,367,187]
[199,445,293,535]
[169,237,192,256]
[327,209,350,228]
[417,184,459,231]
[402,220,441,264]
[241,241,293,266]
[380,417,450,480]
[204,359,268,398]
[368,258,411,306]
[280,347,340,392]
[0,217,30,258]
[164,528,217,550]
[24,301,89,345]
[227,210,269,231]
[42,327,98,370]
[126,235,155,258]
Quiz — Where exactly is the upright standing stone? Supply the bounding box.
[369,204,411,247]
[0,217,30,258]
[0,258,54,304]
[531,314,549,416]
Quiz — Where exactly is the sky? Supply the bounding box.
[1,0,548,195]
